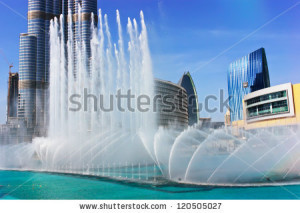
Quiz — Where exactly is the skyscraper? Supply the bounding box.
[18,33,37,128]
[69,0,98,72]
[178,72,199,126]
[227,48,270,122]
[18,0,97,136]
[74,0,97,56]
[7,72,19,119]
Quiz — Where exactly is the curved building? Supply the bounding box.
[154,79,188,128]
[178,72,199,126]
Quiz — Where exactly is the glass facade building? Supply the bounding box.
[18,34,37,128]
[178,72,199,126]
[28,0,47,130]
[24,0,63,133]
[72,0,98,71]
[18,0,97,136]
[227,48,270,122]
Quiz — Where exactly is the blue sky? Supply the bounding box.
[0,0,299,123]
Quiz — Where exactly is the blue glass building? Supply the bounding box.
[178,72,199,126]
[227,48,270,122]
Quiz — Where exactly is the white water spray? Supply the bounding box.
[1,9,300,186]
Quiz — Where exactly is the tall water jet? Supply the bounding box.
[33,8,157,172]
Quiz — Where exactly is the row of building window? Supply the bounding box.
[246,90,287,106]
[247,100,289,118]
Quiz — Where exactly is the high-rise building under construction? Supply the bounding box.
[7,72,19,120]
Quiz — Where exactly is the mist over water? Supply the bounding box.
[1,9,300,186]
[42,8,157,169]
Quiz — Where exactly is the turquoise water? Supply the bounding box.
[1,170,300,199]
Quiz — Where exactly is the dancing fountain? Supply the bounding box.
[32,8,158,182]
[1,8,300,186]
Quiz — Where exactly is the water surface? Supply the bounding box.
[1,171,300,200]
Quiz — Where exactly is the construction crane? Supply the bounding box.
[9,64,13,73]
[0,49,13,73]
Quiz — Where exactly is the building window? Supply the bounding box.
[246,90,287,106]
[272,100,288,114]
[248,106,258,118]
[258,103,271,115]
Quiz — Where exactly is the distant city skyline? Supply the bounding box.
[0,0,300,123]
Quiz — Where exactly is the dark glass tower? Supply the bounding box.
[227,48,270,122]
[7,72,19,119]
[178,72,199,126]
